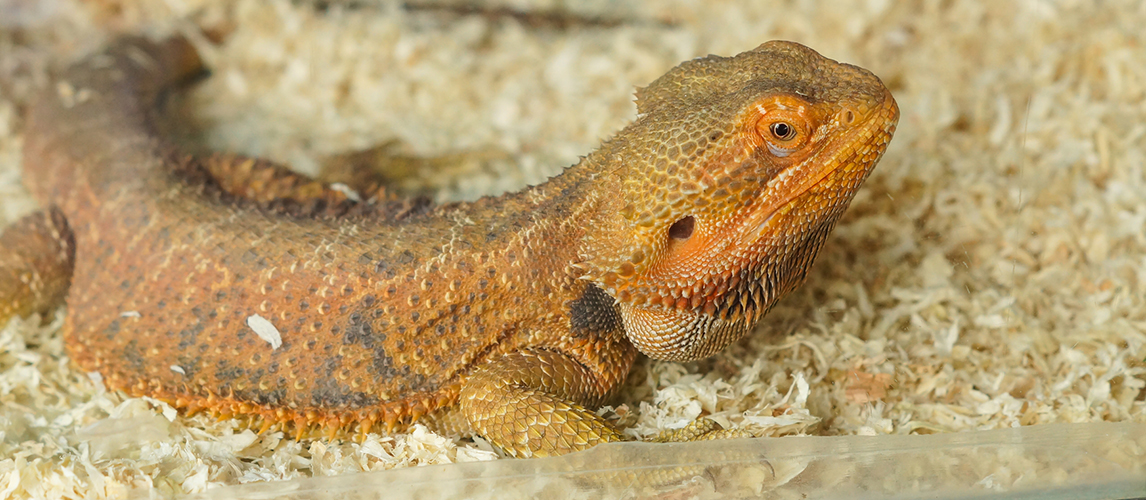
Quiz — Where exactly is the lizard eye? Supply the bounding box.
[757,115,809,158]
[769,122,796,141]
[668,216,695,240]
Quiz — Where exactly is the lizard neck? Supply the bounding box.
[516,146,631,283]
[550,134,650,286]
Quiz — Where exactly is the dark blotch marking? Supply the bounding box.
[121,340,144,372]
[174,355,201,379]
[309,375,379,409]
[103,319,121,339]
[569,283,622,335]
[342,310,384,349]
[216,364,247,382]
[176,323,205,350]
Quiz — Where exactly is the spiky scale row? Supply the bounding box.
[165,383,455,442]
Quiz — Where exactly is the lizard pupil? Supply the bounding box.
[770,122,795,140]
[668,216,695,240]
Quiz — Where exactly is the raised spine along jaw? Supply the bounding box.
[586,41,900,361]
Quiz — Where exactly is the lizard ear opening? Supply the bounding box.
[667,216,695,240]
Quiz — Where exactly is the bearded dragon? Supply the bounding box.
[0,36,898,458]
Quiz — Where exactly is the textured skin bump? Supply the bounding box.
[5,37,897,457]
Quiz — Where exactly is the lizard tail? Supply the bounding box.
[22,35,205,205]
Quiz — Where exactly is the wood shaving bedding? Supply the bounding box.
[0,0,1143,497]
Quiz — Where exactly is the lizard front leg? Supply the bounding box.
[460,347,632,458]
[460,346,751,459]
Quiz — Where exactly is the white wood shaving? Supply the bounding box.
[246,314,282,350]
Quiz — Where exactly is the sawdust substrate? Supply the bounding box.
[0,0,1144,498]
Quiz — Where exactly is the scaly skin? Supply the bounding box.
[2,37,898,458]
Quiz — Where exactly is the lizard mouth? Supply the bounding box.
[740,89,898,246]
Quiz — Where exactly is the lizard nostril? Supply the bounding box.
[668,216,695,240]
[841,109,856,125]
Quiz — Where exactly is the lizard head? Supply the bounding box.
[584,40,899,361]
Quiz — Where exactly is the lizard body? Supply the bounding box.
[1,37,897,457]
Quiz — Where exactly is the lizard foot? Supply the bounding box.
[563,419,768,497]
[647,417,755,444]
